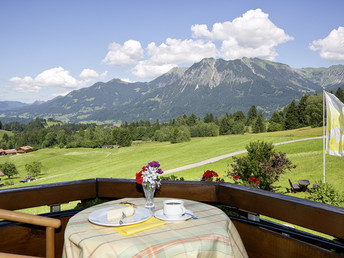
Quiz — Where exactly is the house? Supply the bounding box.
[5,149,17,155]
[0,148,5,156]
[16,146,34,154]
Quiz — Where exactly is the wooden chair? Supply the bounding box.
[288,179,300,193]
[0,209,61,258]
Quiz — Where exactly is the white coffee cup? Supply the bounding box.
[163,199,186,218]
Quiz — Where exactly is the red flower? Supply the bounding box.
[249,177,260,185]
[201,170,218,181]
[233,175,240,180]
[136,171,143,184]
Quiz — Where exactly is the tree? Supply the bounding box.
[187,113,199,127]
[190,121,219,137]
[298,95,309,127]
[170,126,191,144]
[154,126,172,142]
[2,133,9,142]
[268,112,283,132]
[203,113,214,123]
[152,119,160,131]
[284,100,299,130]
[114,128,132,147]
[25,118,45,131]
[0,162,19,179]
[267,122,283,132]
[269,111,284,124]
[246,105,257,126]
[42,132,57,147]
[231,121,245,134]
[305,94,323,127]
[232,111,246,122]
[219,113,231,135]
[0,120,2,130]
[253,112,266,133]
[25,161,43,177]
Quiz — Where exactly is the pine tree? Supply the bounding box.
[284,100,299,130]
[246,105,257,126]
[298,95,309,127]
[203,113,214,123]
[219,113,231,135]
[253,112,266,133]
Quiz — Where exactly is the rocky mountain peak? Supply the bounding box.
[1,58,343,124]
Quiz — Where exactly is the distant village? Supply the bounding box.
[0,146,34,156]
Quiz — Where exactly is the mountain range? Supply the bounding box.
[1,57,343,124]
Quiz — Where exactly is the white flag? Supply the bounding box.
[325,91,344,157]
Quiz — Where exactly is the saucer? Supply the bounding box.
[154,209,193,221]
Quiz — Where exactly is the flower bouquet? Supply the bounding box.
[136,161,164,208]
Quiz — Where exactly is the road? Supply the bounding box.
[163,136,323,175]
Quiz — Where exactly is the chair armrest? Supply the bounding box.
[0,209,61,228]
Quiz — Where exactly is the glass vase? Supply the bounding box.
[142,182,156,209]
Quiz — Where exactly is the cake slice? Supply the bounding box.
[107,204,135,222]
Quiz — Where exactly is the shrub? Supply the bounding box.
[228,141,296,191]
[308,181,344,207]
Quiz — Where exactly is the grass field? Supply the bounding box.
[1,126,342,196]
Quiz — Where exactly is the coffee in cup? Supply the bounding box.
[163,199,186,218]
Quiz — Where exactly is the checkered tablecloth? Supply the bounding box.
[63,198,248,258]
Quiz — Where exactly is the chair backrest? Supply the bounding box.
[0,209,61,258]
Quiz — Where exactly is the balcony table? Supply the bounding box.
[298,179,310,192]
[63,197,248,258]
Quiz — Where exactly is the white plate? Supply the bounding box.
[154,209,193,221]
[88,205,152,227]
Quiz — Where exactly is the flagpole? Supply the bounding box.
[323,87,326,183]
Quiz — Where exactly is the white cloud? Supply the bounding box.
[35,67,80,88]
[79,68,99,79]
[102,8,293,79]
[52,91,71,98]
[146,38,217,65]
[309,26,344,62]
[8,76,39,93]
[79,68,108,80]
[132,61,177,79]
[120,78,136,83]
[102,40,144,66]
[8,67,108,94]
[131,38,217,79]
[191,8,294,60]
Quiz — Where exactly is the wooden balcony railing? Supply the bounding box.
[0,179,343,257]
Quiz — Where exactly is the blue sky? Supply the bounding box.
[1,0,343,103]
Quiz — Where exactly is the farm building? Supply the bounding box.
[16,146,34,154]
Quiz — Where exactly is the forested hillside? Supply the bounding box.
[1,87,343,151]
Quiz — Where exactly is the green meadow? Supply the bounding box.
[1,126,342,197]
